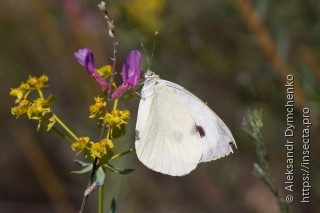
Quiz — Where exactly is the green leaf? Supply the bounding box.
[96,167,105,186]
[99,149,114,165]
[37,111,56,132]
[122,91,135,99]
[71,164,93,174]
[110,198,116,213]
[74,159,92,167]
[97,118,105,130]
[112,124,126,139]
[37,120,41,131]
[46,95,56,105]
[123,84,143,100]
[104,163,135,175]
[71,160,93,174]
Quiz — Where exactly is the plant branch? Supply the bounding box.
[52,126,73,144]
[79,2,118,212]
[110,148,135,161]
[79,157,98,213]
[300,45,320,83]
[242,109,288,213]
[234,0,305,109]
[53,114,78,140]
[107,26,117,105]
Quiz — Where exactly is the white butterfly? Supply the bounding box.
[135,70,236,176]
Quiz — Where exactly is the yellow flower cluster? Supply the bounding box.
[10,74,132,163]
[10,75,48,101]
[10,75,51,119]
[72,137,90,154]
[10,83,30,103]
[90,139,114,159]
[104,109,130,128]
[27,75,48,88]
[71,137,114,159]
[27,98,51,120]
[89,96,107,118]
[11,100,29,118]
[97,65,112,78]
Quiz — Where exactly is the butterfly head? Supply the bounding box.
[144,70,159,81]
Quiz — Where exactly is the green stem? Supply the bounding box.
[52,127,73,144]
[110,148,135,161]
[53,114,78,140]
[37,88,44,99]
[113,98,118,110]
[98,185,104,213]
[80,4,118,213]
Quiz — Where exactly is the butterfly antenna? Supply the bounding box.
[140,43,151,71]
[149,31,158,71]
[140,31,159,71]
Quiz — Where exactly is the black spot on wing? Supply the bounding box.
[190,124,206,138]
[229,141,236,149]
[196,125,206,138]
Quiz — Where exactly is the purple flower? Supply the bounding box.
[111,50,141,100]
[74,47,109,91]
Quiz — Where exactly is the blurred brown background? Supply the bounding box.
[1,0,319,212]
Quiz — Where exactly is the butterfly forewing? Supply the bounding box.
[159,80,236,162]
[135,80,202,176]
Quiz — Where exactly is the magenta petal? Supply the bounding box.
[74,47,95,75]
[122,50,141,87]
[75,47,109,91]
[85,51,95,75]
[111,83,130,100]
[74,48,87,66]
[92,71,109,91]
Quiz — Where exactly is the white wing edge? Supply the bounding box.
[159,79,237,162]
